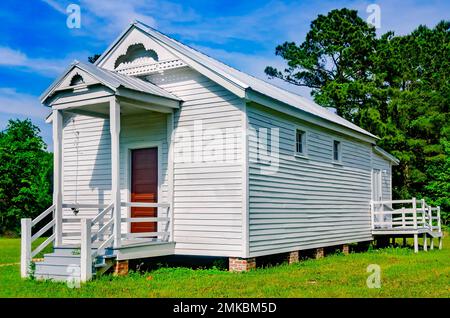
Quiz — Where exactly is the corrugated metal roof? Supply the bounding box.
[128,21,377,140]
[41,61,180,103]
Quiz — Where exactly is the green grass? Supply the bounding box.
[0,237,51,264]
[0,235,449,297]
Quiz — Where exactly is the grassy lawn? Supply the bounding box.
[0,234,449,297]
[0,237,50,264]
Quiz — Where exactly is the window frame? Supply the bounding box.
[332,139,342,164]
[294,126,308,158]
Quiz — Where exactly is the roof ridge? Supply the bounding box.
[134,20,315,101]
[93,20,377,140]
[132,20,376,139]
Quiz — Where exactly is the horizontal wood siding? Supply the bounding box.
[62,113,111,244]
[61,111,169,244]
[147,68,245,257]
[247,103,373,257]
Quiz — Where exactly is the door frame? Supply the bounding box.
[372,168,382,202]
[124,141,163,234]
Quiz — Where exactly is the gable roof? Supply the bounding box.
[95,21,378,142]
[40,60,181,104]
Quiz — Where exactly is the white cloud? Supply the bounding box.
[0,46,64,76]
[0,88,53,148]
[37,0,449,98]
[0,47,28,66]
[0,88,49,119]
[41,0,66,14]
[41,0,199,39]
[355,0,450,35]
[0,46,92,77]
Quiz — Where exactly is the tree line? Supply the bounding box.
[0,120,52,234]
[266,8,449,223]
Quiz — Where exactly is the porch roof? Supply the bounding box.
[40,61,181,105]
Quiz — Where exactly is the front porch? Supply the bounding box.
[21,61,181,281]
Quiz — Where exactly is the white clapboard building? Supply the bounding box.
[21,21,442,282]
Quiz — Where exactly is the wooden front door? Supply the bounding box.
[131,148,158,233]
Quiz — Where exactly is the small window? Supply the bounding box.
[333,140,341,162]
[296,129,306,155]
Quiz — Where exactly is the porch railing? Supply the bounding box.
[21,201,172,281]
[78,201,171,281]
[21,204,56,277]
[370,198,441,233]
[120,202,172,241]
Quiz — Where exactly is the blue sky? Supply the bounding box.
[0,0,449,149]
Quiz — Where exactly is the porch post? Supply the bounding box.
[110,97,121,248]
[52,109,63,247]
[167,112,175,242]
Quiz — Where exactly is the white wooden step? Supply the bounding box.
[43,254,80,265]
[34,272,80,282]
[35,263,81,276]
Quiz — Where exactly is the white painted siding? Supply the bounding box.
[247,103,373,257]
[61,111,169,244]
[62,113,111,244]
[147,68,245,257]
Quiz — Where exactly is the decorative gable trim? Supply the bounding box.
[58,68,99,90]
[114,43,159,69]
[116,58,188,76]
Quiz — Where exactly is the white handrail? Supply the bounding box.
[91,218,114,242]
[31,204,55,226]
[78,202,115,282]
[120,202,172,242]
[372,199,414,205]
[121,202,170,208]
[371,198,443,235]
[62,203,109,209]
[437,206,441,233]
[21,205,57,278]
[31,234,55,258]
[91,202,114,225]
[121,217,170,222]
[31,219,55,241]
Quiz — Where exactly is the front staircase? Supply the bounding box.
[34,246,115,282]
[21,201,174,282]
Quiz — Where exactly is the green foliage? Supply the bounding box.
[425,139,450,223]
[266,9,450,224]
[265,8,377,119]
[0,119,53,234]
[88,54,101,64]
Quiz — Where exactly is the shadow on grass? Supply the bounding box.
[126,241,384,273]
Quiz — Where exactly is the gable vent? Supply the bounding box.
[114,43,159,69]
